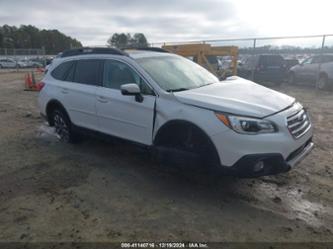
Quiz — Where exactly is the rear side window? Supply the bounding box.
[51,61,75,81]
[74,59,103,85]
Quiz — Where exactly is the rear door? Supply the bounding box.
[96,59,156,145]
[51,59,102,130]
[307,56,321,81]
[67,59,103,130]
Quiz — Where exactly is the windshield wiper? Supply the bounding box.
[197,82,214,88]
[166,88,189,92]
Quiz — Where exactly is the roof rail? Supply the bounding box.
[124,47,169,53]
[60,47,128,58]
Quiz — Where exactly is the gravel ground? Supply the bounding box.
[0,71,332,246]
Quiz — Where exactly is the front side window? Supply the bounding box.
[136,55,219,92]
[302,57,313,65]
[74,59,103,85]
[103,60,153,95]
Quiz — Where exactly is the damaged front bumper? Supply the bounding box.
[224,138,314,178]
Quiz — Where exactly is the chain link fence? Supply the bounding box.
[0,48,54,73]
[3,35,333,88]
[152,34,333,89]
[152,34,333,55]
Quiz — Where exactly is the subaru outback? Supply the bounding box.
[38,47,313,177]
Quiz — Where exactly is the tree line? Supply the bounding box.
[0,25,149,54]
[0,25,82,54]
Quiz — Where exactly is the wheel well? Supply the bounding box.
[46,100,70,126]
[154,120,220,164]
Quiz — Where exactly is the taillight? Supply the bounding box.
[36,81,45,91]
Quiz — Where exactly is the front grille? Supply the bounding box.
[287,108,311,139]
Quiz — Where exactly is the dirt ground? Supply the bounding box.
[0,71,332,245]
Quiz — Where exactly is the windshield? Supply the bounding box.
[136,55,219,92]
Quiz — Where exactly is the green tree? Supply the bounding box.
[107,33,148,49]
[0,24,82,54]
[132,33,148,48]
[107,33,129,49]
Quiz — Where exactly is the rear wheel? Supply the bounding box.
[52,109,75,143]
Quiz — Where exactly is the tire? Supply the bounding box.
[288,72,296,84]
[52,109,76,143]
[317,74,329,90]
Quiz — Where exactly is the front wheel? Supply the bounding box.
[52,109,75,143]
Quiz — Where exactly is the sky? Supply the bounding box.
[0,0,332,46]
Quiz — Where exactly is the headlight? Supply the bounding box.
[215,113,277,134]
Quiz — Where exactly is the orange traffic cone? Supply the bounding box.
[31,71,36,87]
[24,72,37,91]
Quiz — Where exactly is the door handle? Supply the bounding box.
[97,96,108,103]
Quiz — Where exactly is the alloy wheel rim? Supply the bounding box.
[54,113,69,142]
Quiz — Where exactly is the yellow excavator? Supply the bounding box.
[162,43,238,80]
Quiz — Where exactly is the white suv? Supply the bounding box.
[38,48,314,177]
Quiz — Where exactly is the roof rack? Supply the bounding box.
[124,47,169,53]
[60,47,128,58]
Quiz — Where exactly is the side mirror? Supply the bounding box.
[120,83,143,102]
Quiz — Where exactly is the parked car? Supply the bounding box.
[238,54,286,84]
[17,60,29,68]
[284,58,299,71]
[288,54,333,90]
[29,58,44,68]
[0,58,17,68]
[38,48,313,177]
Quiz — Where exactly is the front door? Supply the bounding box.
[297,57,315,81]
[96,59,156,145]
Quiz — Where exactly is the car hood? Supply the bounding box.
[173,76,295,118]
